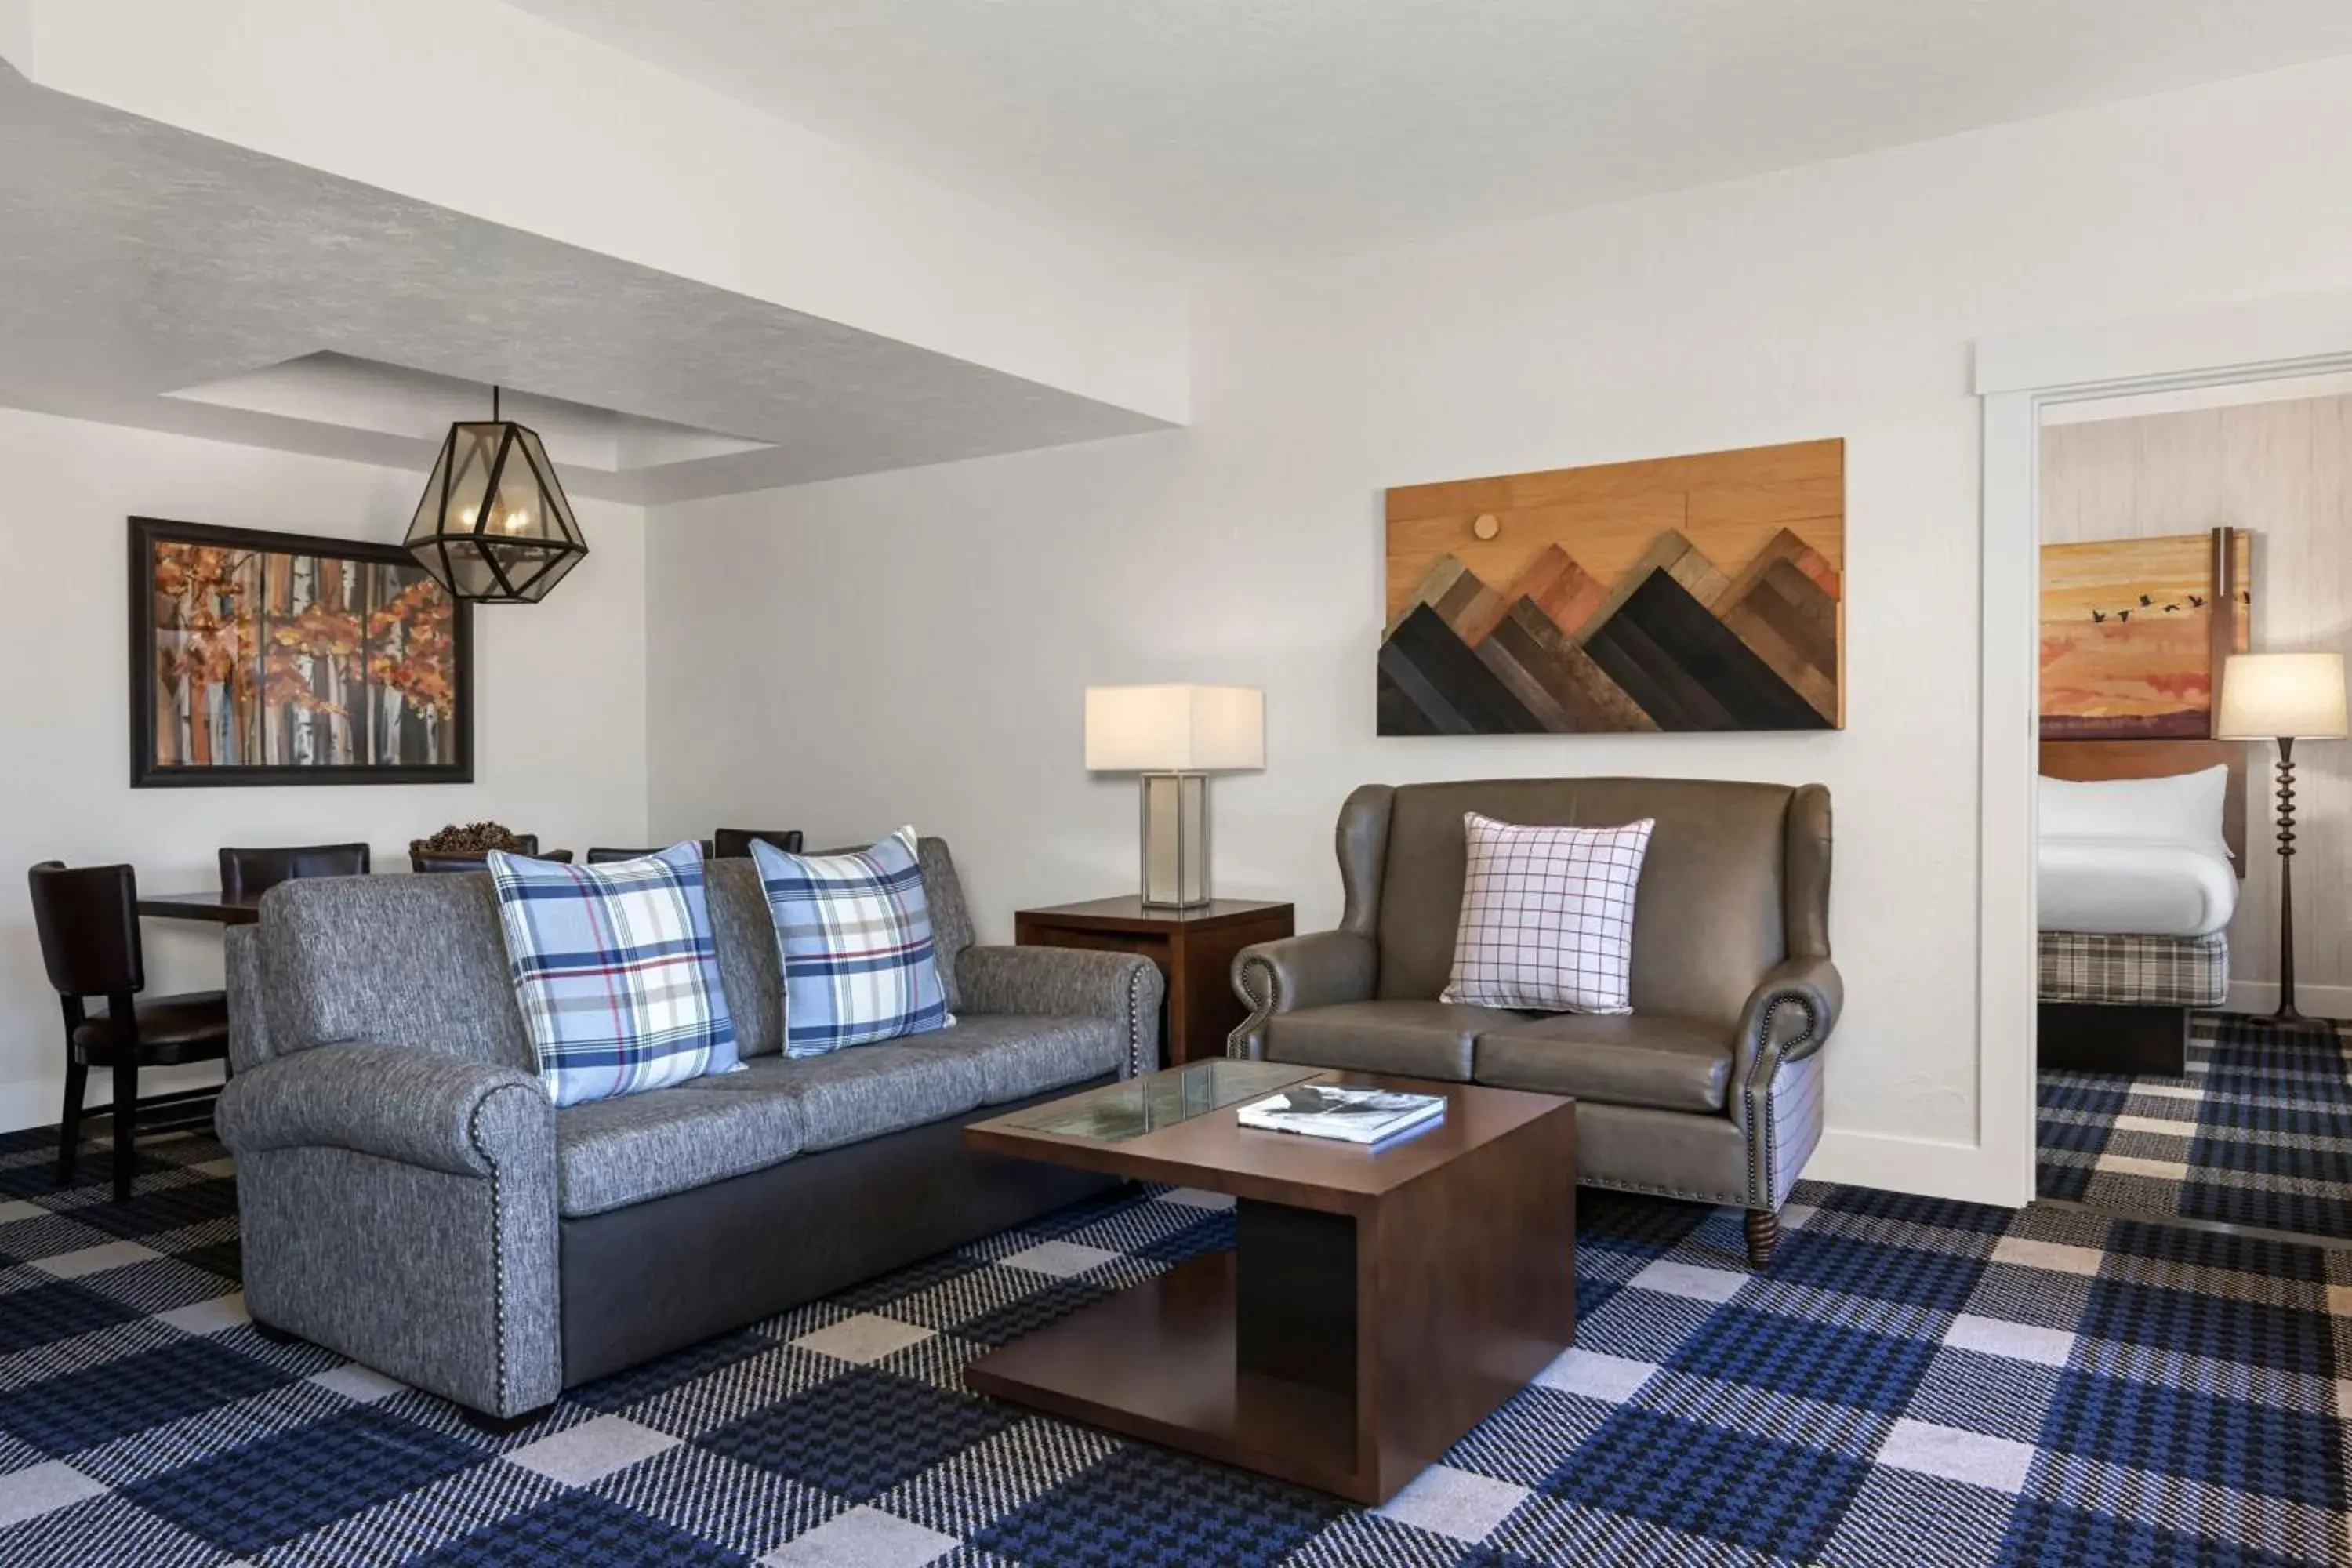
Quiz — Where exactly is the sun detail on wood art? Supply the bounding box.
[1380,439,1845,734]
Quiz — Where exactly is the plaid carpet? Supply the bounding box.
[2039,1011,2352,1236]
[0,1123,2347,1566]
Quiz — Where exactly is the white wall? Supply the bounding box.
[647,54,2352,1205]
[2042,393,2352,1013]
[0,408,648,1130]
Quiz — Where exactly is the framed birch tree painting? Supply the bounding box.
[129,517,474,786]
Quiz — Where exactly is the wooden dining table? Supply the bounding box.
[136,890,267,926]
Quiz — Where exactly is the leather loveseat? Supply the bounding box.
[1229,778,1838,1266]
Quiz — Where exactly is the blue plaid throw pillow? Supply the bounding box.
[752,828,953,1056]
[487,842,739,1108]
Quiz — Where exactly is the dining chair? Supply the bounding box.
[27,862,230,1202]
[712,828,804,858]
[585,840,716,864]
[411,842,574,872]
[218,841,372,900]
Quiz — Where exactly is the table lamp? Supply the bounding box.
[2216,650,2348,1025]
[1084,685,1265,909]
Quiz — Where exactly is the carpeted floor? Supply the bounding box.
[2039,1011,2352,1236]
[0,1123,2347,1567]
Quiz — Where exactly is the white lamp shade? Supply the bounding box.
[2216,652,2349,741]
[1084,684,1265,771]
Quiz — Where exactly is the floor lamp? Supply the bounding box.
[2216,651,2348,1025]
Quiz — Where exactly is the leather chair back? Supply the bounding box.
[586,841,715,864]
[713,828,804,859]
[1359,778,1826,1027]
[27,861,143,998]
[219,843,371,901]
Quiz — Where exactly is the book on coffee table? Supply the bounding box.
[1235,1083,1446,1145]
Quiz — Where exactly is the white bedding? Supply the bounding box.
[2037,839,2238,937]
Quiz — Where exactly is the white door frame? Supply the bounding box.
[1973,290,2352,1207]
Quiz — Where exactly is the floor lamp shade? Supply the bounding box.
[2215,651,2346,1025]
[1084,686,1265,908]
[2215,652,2348,741]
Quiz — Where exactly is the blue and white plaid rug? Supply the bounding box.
[2040,1011,2352,1236]
[0,1121,2345,1566]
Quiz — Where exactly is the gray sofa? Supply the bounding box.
[1229,779,1838,1267]
[215,839,1161,1422]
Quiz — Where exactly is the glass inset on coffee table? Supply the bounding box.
[995,1058,1321,1142]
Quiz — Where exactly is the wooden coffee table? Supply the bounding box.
[961,1059,1577,1504]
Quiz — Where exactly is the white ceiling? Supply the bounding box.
[0,67,1167,503]
[508,0,2352,272]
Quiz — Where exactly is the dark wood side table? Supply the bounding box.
[1014,897,1295,1066]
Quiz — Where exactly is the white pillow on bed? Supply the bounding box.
[2038,765,2231,856]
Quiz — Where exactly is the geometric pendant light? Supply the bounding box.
[405,387,589,604]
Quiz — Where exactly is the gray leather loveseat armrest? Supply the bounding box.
[1731,953,1844,1218]
[1733,954,1844,1083]
[1227,929,1379,1059]
[956,946,1167,1076]
[214,1044,561,1418]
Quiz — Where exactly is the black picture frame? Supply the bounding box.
[129,517,475,788]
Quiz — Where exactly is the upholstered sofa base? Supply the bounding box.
[1572,1101,1750,1207]
[557,1075,1123,1387]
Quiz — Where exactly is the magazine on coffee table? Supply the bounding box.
[1235,1083,1446,1145]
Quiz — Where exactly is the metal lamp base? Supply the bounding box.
[1139,773,1210,909]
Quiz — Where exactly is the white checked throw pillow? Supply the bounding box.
[1440,812,1655,1015]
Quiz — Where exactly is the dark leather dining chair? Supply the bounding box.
[27,862,230,1202]
[218,842,371,900]
[712,829,804,859]
[586,841,715,864]
[411,841,573,872]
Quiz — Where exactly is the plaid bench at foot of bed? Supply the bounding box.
[2039,929,2228,1007]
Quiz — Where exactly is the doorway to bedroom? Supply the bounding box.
[2033,375,2352,1241]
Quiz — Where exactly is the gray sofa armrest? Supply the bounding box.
[216,1044,550,1178]
[218,1042,561,1417]
[956,945,1167,1076]
[1733,955,1843,1083]
[1228,930,1378,1060]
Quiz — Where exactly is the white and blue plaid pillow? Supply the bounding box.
[487,842,739,1108]
[752,828,953,1056]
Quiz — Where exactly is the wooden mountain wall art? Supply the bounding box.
[1380,439,1846,734]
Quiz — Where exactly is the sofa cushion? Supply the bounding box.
[1473,1012,1733,1112]
[753,829,954,1055]
[489,844,739,1107]
[1264,1000,1525,1082]
[684,1044,985,1152]
[901,1014,1123,1104]
[555,1086,804,1217]
[1442,813,1655,1015]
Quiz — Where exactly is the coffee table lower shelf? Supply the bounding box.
[964,1249,1369,1499]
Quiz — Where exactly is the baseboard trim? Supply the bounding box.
[2220,982,2352,1022]
[1801,1127,2025,1209]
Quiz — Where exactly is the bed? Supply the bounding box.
[2037,741,2245,1074]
